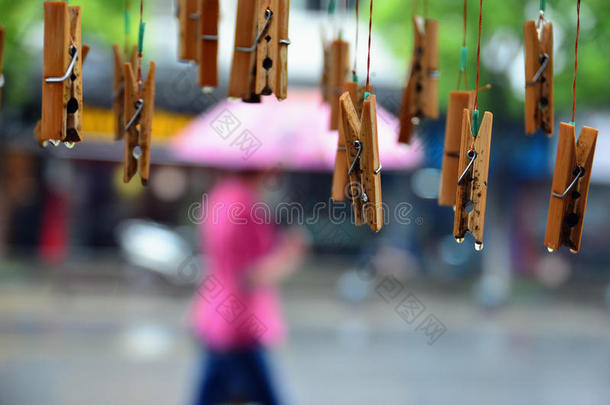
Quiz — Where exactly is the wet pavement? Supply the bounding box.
[0,263,609,405]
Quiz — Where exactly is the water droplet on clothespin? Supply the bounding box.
[64,142,75,149]
[546,247,554,253]
[202,86,214,94]
[475,242,484,251]
[50,139,61,147]
[41,140,49,148]
[455,237,464,244]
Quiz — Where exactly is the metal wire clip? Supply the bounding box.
[457,150,477,185]
[236,9,273,53]
[552,166,584,198]
[45,45,78,83]
[125,99,145,131]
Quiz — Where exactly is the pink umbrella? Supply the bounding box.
[170,88,423,172]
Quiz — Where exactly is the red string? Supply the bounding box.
[474,0,482,111]
[365,0,373,88]
[572,0,581,123]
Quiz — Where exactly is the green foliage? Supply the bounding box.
[373,0,610,120]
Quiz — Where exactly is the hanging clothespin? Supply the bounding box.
[123,61,155,185]
[524,13,553,136]
[340,91,383,232]
[398,16,439,144]
[228,0,290,102]
[178,0,200,62]
[112,44,137,141]
[320,37,330,103]
[38,2,85,148]
[0,27,5,109]
[454,109,493,250]
[198,0,219,88]
[332,81,371,201]
[326,38,350,131]
[545,122,597,253]
[439,90,474,207]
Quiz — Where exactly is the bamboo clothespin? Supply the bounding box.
[545,0,597,253]
[454,109,493,250]
[37,2,86,148]
[524,10,553,136]
[112,45,137,141]
[198,0,219,88]
[398,16,439,144]
[439,90,474,207]
[332,81,371,201]
[545,123,597,253]
[340,91,383,232]
[123,61,155,185]
[178,0,200,62]
[327,38,350,130]
[228,0,290,102]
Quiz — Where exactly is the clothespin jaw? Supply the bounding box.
[123,61,156,185]
[254,0,290,100]
[0,27,5,109]
[524,19,553,136]
[332,82,372,201]
[39,2,84,147]
[398,16,439,144]
[228,0,290,102]
[112,44,137,141]
[339,91,382,232]
[454,109,493,250]
[439,90,475,207]
[327,39,350,130]
[178,0,200,62]
[545,123,597,253]
[198,0,219,88]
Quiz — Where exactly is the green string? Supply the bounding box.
[471,109,480,137]
[328,0,337,14]
[364,91,371,99]
[460,46,467,72]
[138,22,146,53]
[353,73,358,83]
[540,0,546,12]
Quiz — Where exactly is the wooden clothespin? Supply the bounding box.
[123,61,155,185]
[524,17,553,135]
[340,91,383,232]
[228,0,290,102]
[454,109,493,250]
[198,0,219,88]
[326,38,350,130]
[545,123,597,253]
[112,45,137,141]
[38,2,85,147]
[0,27,5,109]
[438,90,474,207]
[332,81,371,201]
[178,0,200,62]
[398,16,439,144]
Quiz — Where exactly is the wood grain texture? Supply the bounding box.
[178,0,199,62]
[439,91,474,207]
[544,123,597,253]
[423,19,439,119]
[41,1,69,143]
[198,0,219,88]
[255,0,279,96]
[328,39,350,130]
[454,109,493,247]
[360,95,383,233]
[64,6,83,144]
[113,45,137,141]
[138,62,156,185]
[340,92,365,226]
[524,20,553,136]
[228,0,259,99]
[123,62,139,183]
[275,0,290,100]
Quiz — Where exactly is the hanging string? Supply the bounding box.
[571,0,581,124]
[540,0,546,12]
[471,0,483,141]
[457,0,468,90]
[352,0,359,82]
[124,0,131,56]
[423,0,428,19]
[137,0,145,95]
[365,0,373,90]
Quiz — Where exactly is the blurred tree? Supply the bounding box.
[373,0,610,120]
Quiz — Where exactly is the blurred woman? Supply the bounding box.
[190,172,307,405]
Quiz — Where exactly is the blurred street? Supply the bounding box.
[1,260,609,405]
